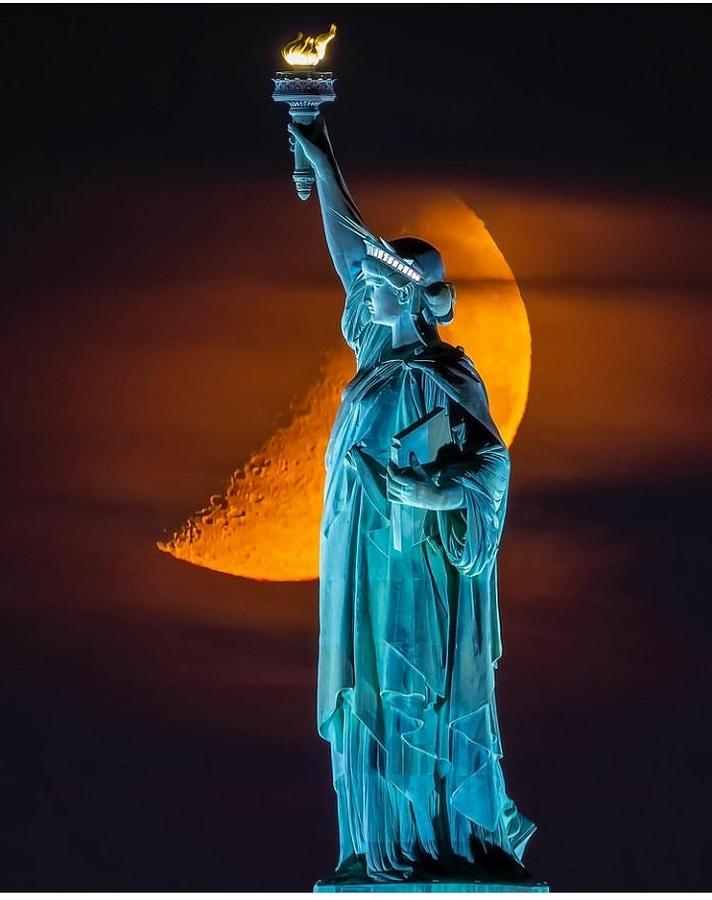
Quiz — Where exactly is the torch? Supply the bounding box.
[272,24,337,201]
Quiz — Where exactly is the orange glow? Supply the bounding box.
[158,194,531,582]
[281,24,337,67]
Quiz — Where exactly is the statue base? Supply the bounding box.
[314,881,549,893]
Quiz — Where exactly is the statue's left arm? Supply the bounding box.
[386,364,511,579]
[432,436,510,579]
[387,432,509,577]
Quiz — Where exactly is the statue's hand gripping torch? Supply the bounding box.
[272,25,337,201]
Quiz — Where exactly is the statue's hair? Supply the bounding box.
[421,280,456,326]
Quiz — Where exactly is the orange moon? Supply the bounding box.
[158,192,531,582]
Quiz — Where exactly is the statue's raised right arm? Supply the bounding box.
[288,119,365,292]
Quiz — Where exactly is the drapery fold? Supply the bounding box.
[437,443,510,580]
[318,294,534,880]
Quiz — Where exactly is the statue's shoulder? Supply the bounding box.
[414,340,482,385]
[414,341,501,441]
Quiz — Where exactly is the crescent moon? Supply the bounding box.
[158,192,531,582]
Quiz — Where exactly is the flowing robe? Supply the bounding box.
[318,274,534,880]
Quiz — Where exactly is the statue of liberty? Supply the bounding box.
[288,117,538,889]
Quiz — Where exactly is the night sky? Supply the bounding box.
[2,4,712,892]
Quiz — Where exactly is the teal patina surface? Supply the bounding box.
[288,118,540,890]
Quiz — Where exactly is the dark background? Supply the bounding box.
[1,3,712,893]
[3,3,712,186]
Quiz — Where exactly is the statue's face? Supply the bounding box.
[365,276,405,326]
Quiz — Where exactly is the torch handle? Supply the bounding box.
[289,108,320,202]
[272,69,335,201]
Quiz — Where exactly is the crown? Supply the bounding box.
[364,243,423,283]
[332,210,425,284]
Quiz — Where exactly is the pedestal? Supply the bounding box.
[314,881,549,893]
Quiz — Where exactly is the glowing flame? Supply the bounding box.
[281,23,336,67]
